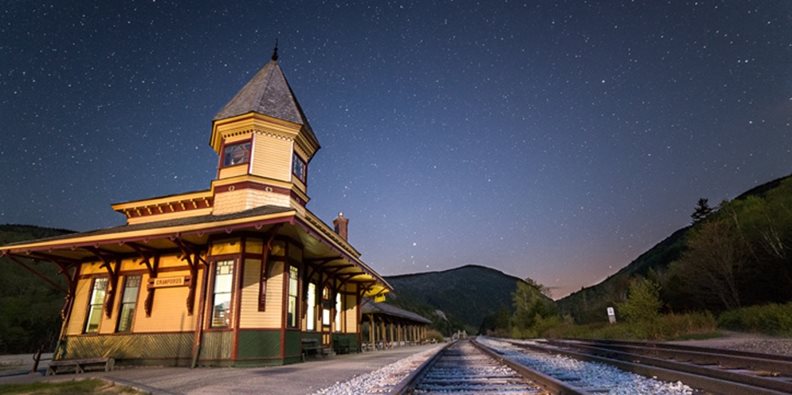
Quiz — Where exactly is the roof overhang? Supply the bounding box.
[0,208,391,297]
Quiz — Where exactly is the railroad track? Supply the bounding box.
[506,338,792,394]
[391,339,586,394]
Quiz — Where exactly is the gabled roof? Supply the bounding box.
[361,299,432,324]
[214,59,316,138]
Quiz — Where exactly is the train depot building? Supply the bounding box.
[0,51,399,367]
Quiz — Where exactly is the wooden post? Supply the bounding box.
[368,314,374,350]
[380,318,386,349]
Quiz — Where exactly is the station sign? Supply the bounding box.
[148,276,191,289]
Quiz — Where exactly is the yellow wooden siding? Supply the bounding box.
[66,278,91,335]
[119,258,143,272]
[239,258,284,328]
[293,144,309,161]
[344,294,357,333]
[250,134,292,182]
[212,189,290,215]
[218,164,249,179]
[246,239,263,255]
[210,239,242,256]
[132,269,201,333]
[79,262,104,275]
[78,257,189,274]
[155,254,191,269]
[292,176,306,193]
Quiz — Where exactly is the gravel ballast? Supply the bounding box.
[314,345,443,395]
[480,337,694,394]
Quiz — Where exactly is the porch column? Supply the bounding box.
[381,319,387,347]
[368,314,375,348]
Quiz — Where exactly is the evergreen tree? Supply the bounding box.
[691,198,713,223]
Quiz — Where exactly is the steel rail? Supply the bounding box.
[543,338,792,377]
[509,339,791,395]
[389,341,455,395]
[555,338,792,365]
[394,339,586,394]
[470,338,588,395]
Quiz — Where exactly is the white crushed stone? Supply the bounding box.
[480,337,694,395]
[313,345,444,395]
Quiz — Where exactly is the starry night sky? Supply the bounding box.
[2,1,791,298]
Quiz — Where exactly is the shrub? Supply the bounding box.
[718,302,792,335]
[424,329,446,343]
[618,278,662,324]
[538,312,717,341]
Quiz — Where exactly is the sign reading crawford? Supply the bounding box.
[148,276,191,289]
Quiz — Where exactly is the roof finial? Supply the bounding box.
[271,39,279,61]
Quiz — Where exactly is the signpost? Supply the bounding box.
[607,307,616,324]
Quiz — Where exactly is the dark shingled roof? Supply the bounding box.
[214,59,317,140]
[3,205,294,247]
[361,299,432,324]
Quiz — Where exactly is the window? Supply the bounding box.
[334,292,342,331]
[292,152,307,182]
[322,287,331,327]
[306,282,316,331]
[116,275,141,332]
[287,266,299,328]
[222,141,251,167]
[85,278,108,333]
[211,260,234,328]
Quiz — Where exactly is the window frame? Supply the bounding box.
[220,140,252,168]
[210,259,236,329]
[116,275,142,333]
[306,282,317,331]
[321,286,332,328]
[286,265,300,329]
[291,152,308,184]
[334,291,343,332]
[83,277,109,334]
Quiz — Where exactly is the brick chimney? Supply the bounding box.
[333,212,349,240]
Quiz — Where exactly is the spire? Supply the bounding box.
[214,50,315,144]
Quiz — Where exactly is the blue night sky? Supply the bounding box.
[1,1,791,298]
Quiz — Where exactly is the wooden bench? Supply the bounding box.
[301,338,322,360]
[46,358,114,376]
[332,336,352,354]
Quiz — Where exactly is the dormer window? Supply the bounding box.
[222,141,251,167]
[292,152,307,183]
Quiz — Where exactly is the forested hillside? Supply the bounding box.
[0,225,73,354]
[558,173,792,323]
[385,265,551,334]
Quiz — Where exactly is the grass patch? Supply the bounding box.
[718,302,792,336]
[538,312,718,341]
[0,379,142,394]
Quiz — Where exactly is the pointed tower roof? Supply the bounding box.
[214,56,317,141]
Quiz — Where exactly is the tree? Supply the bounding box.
[510,280,555,337]
[618,278,662,324]
[691,198,713,223]
[672,218,747,310]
